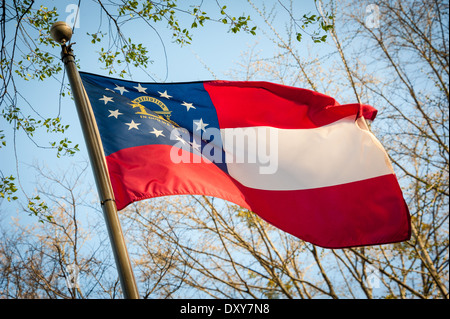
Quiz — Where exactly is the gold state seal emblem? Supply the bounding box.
[129,96,178,127]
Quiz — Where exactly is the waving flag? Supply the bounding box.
[79,72,410,248]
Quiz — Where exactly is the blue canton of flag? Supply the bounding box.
[80,72,228,173]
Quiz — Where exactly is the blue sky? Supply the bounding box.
[0,1,426,299]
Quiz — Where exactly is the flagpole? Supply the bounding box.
[50,22,139,299]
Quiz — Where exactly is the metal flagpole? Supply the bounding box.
[50,21,139,299]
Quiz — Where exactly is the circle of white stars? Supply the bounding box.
[101,82,211,152]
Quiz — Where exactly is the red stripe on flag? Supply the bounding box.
[204,81,377,129]
[233,175,411,248]
[106,144,249,211]
[106,144,410,248]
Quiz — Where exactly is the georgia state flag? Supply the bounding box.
[79,72,411,248]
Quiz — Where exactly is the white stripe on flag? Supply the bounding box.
[221,117,394,190]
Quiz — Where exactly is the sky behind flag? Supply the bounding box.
[0,0,447,300]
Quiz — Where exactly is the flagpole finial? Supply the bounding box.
[50,21,73,45]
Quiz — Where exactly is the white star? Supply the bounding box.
[175,135,188,145]
[134,83,147,93]
[190,139,201,152]
[108,109,123,119]
[181,101,196,111]
[99,95,114,104]
[150,128,165,138]
[158,90,172,99]
[125,120,141,130]
[114,84,129,95]
[193,118,209,132]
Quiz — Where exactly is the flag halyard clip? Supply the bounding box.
[101,198,116,206]
[60,42,76,63]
